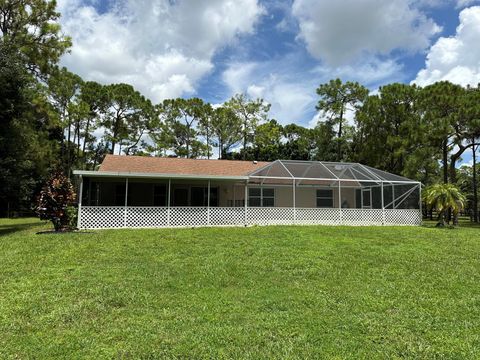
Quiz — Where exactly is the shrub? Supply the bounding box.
[35,172,77,231]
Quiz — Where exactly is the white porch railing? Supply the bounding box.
[78,206,422,229]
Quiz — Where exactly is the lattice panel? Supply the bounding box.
[210,207,245,226]
[385,209,422,226]
[79,206,422,229]
[169,207,209,227]
[80,206,125,229]
[246,207,295,225]
[126,207,169,228]
[342,209,384,226]
[295,208,341,225]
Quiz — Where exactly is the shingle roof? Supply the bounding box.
[99,155,270,177]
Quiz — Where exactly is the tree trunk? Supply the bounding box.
[337,105,344,162]
[206,130,210,159]
[76,120,81,160]
[111,112,121,154]
[82,117,91,169]
[243,120,247,161]
[473,142,478,223]
[442,140,448,184]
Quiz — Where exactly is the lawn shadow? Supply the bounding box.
[0,220,47,237]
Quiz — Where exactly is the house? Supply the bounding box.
[73,155,422,229]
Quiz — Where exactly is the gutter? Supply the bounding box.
[72,170,248,181]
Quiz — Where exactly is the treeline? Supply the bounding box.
[0,0,479,219]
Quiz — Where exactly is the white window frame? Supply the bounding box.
[248,187,275,207]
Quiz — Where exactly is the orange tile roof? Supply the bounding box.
[99,155,270,177]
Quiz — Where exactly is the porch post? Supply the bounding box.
[124,178,129,228]
[392,184,396,209]
[207,180,210,226]
[293,179,296,224]
[167,179,171,226]
[244,180,248,226]
[418,182,423,225]
[338,180,342,225]
[77,175,83,229]
[381,181,385,225]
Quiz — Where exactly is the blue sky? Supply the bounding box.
[57,0,480,163]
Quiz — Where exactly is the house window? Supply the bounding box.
[316,189,333,208]
[153,185,167,206]
[248,188,275,207]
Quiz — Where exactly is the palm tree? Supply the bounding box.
[423,184,466,226]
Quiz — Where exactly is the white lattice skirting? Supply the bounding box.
[78,206,422,229]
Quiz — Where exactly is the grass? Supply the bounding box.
[1,218,480,359]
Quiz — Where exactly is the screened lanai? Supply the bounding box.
[248,160,421,211]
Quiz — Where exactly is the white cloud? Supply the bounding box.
[221,48,404,127]
[416,0,479,8]
[413,6,480,86]
[58,0,265,101]
[292,0,441,65]
[312,57,405,86]
[456,0,480,8]
[222,61,317,125]
[222,62,258,94]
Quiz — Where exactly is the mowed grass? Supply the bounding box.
[1,219,480,359]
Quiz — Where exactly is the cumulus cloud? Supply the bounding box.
[58,0,265,101]
[456,0,480,8]
[221,50,405,127]
[292,0,441,65]
[414,6,480,86]
[222,61,317,125]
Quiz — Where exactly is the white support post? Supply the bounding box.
[124,178,129,228]
[77,175,83,229]
[392,184,396,209]
[167,179,171,226]
[293,179,296,224]
[338,180,342,225]
[207,180,211,226]
[244,181,248,226]
[418,183,423,225]
[381,181,385,225]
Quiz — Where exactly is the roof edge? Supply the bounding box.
[72,170,248,181]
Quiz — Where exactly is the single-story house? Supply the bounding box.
[73,155,422,229]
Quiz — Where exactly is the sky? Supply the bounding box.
[57,0,480,162]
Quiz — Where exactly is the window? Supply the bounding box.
[262,188,275,207]
[153,185,167,206]
[316,189,333,208]
[362,188,372,208]
[248,188,275,207]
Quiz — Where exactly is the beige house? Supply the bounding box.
[73,155,422,229]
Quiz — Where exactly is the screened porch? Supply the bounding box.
[74,160,422,229]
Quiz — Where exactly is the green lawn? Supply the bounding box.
[1,218,479,359]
